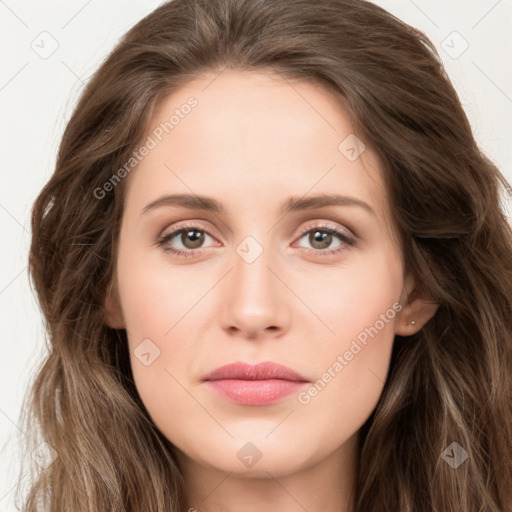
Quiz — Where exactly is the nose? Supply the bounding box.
[219,240,290,340]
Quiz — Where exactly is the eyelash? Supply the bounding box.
[156,221,356,258]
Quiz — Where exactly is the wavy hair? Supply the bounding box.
[18,0,512,510]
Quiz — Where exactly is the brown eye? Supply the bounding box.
[157,225,216,256]
[307,230,335,250]
[179,229,205,249]
[294,224,356,257]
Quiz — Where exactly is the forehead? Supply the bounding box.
[124,69,391,228]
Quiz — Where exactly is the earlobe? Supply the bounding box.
[103,278,125,329]
[395,275,439,336]
[395,300,438,336]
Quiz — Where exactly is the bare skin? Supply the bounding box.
[105,69,437,512]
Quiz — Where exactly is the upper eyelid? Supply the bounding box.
[296,221,353,236]
[159,220,215,239]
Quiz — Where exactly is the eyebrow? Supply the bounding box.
[140,193,376,217]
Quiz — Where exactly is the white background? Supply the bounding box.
[1,1,511,510]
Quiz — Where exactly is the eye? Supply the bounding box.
[156,223,218,257]
[156,221,356,258]
[293,223,356,257]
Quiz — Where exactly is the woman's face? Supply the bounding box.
[108,70,417,479]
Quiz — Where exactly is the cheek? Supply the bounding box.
[302,251,401,346]
[115,247,202,402]
[116,243,203,340]
[295,252,402,417]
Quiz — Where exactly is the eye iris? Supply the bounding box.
[310,230,332,249]
[182,229,204,249]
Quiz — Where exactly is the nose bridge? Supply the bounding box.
[232,232,277,303]
[230,209,276,284]
[220,229,287,336]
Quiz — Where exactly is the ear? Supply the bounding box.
[395,273,438,336]
[103,275,125,330]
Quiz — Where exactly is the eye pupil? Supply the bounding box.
[310,230,332,249]
[182,229,204,249]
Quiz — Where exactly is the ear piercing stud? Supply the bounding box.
[405,320,415,326]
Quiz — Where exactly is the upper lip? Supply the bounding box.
[203,361,310,382]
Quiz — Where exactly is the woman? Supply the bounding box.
[19,0,512,510]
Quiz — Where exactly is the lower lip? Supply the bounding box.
[205,379,308,406]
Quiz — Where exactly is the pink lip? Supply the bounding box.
[202,361,309,406]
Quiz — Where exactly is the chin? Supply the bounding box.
[195,437,319,478]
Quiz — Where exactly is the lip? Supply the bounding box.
[203,361,309,382]
[202,361,310,406]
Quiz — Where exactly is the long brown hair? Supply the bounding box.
[18,0,512,510]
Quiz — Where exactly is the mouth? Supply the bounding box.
[202,361,310,406]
